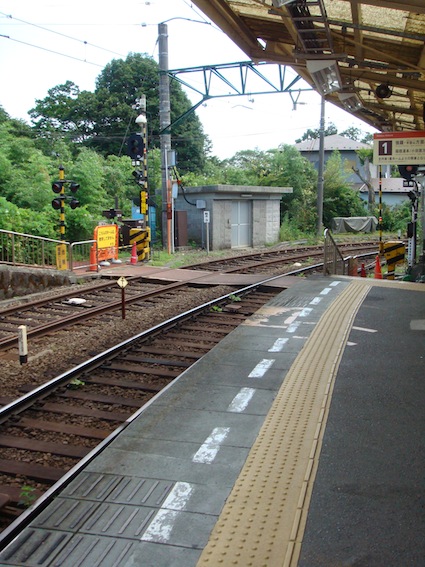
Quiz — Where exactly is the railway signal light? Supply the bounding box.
[52,197,63,210]
[69,198,80,209]
[52,182,63,193]
[398,164,418,180]
[69,182,80,193]
[127,133,144,160]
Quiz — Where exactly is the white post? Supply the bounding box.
[18,325,28,365]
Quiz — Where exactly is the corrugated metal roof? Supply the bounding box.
[192,0,425,135]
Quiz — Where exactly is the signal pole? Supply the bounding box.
[51,165,80,269]
[58,166,66,241]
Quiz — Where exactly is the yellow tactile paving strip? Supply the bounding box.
[339,276,425,292]
[196,280,371,567]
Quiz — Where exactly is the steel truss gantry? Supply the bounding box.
[161,61,312,133]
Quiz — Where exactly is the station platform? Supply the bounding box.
[0,275,424,566]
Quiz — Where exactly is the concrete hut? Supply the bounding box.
[173,184,292,250]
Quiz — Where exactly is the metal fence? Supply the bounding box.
[69,240,97,272]
[0,229,65,268]
[323,228,347,275]
[0,229,136,273]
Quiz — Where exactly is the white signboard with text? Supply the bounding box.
[373,131,425,165]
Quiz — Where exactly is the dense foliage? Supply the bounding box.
[29,54,207,172]
[0,53,412,244]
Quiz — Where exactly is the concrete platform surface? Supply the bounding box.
[0,276,423,567]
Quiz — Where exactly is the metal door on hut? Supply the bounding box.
[231,200,252,248]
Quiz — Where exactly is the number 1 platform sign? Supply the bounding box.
[373,131,425,165]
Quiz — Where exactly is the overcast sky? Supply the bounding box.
[0,0,377,159]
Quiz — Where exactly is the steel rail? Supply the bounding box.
[0,254,380,549]
[0,276,283,549]
[0,248,379,351]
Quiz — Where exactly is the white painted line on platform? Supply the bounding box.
[352,326,377,333]
[284,313,301,325]
[410,320,425,331]
[310,297,322,305]
[140,482,194,543]
[320,287,332,295]
[192,427,230,464]
[299,307,313,317]
[141,509,179,542]
[287,321,301,333]
[228,388,256,413]
[162,482,193,511]
[248,358,275,378]
[347,341,357,346]
[268,337,289,352]
[330,281,341,287]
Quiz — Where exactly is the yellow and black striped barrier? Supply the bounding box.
[129,227,150,262]
[383,241,405,279]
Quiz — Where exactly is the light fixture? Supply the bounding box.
[375,84,392,99]
[338,92,363,112]
[306,59,342,96]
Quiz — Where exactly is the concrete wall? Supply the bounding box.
[212,200,232,250]
[0,265,73,301]
[174,185,291,250]
[253,200,281,246]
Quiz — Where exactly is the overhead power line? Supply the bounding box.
[0,11,127,58]
[0,34,103,67]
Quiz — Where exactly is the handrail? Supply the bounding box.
[0,229,68,269]
[323,228,347,275]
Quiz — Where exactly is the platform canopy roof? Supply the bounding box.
[191,0,425,133]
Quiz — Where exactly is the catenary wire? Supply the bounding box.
[0,11,126,58]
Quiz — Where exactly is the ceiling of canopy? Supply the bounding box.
[191,0,425,133]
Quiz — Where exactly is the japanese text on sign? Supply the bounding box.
[373,131,425,165]
[95,225,118,249]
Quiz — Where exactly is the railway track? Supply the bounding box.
[0,241,382,541]
[183,241,380,272]
[0,242,378,352]
[0,285,277,543]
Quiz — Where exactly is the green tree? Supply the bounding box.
[0,121,52,211]
[323,151,366,226]
[0,197,56,237]
[68,148,108,214]
[295,122,337,143]
[29,81,92,142]
[30,54,207,173]
[340,126,362,141]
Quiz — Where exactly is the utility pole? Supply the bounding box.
[316,96,325,236]
[158,22,172,252]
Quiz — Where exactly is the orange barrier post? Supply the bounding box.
[360,263,366,278]
[374,255,383,279]
[131,242,138,264]
[89,245,98,272]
